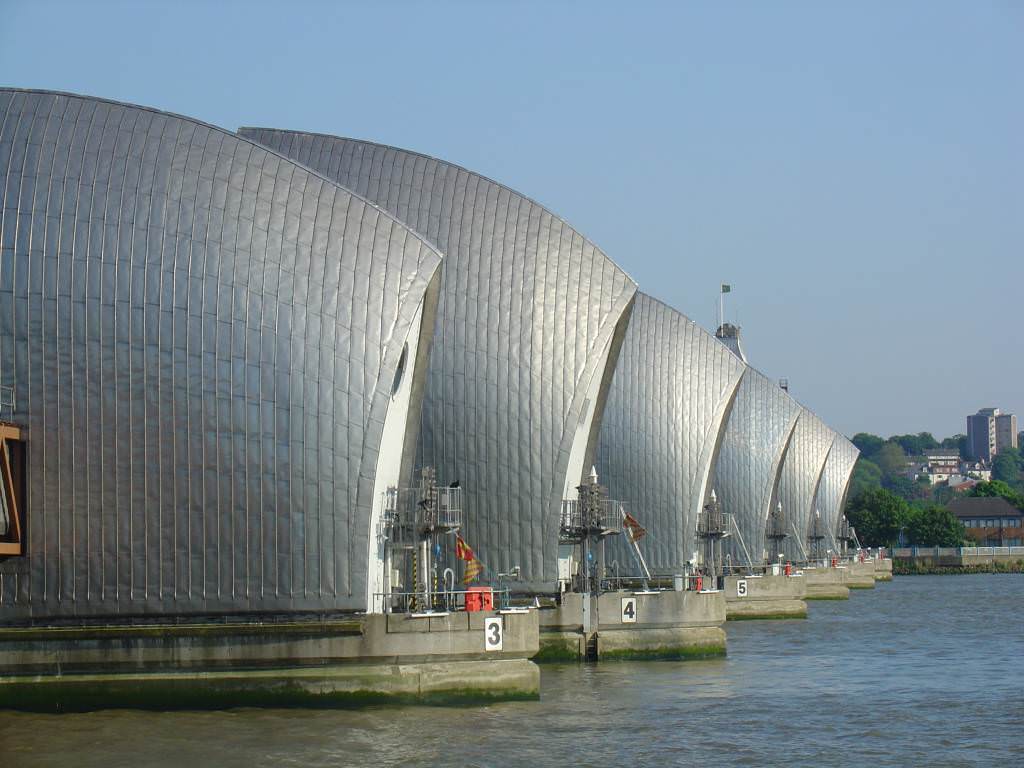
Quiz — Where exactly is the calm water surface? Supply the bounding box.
[2,575,1022,767]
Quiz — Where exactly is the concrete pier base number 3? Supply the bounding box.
[621,597,637,623]
[485,617,503,651]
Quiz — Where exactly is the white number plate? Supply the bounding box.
[621,596,637,623]
[484,617,503,651]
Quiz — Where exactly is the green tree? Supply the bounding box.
[992,452,1022,489]
[875,442,908,478]
[848,458,883,496]
[846,488,911,547]
[885,474,930,503]
[940,434,964,450]
[851,433,884,460]
[904,503,965,546]
[891,432,939,456]
[933,484,955,506]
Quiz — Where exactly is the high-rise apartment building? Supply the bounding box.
[967,408,1017,460]
[996,413,1018,453]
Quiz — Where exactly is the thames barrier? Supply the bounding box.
[0,89,888,710]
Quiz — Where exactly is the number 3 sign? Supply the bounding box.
[484,617,503,651]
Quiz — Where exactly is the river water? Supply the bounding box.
[2,575,1022,767]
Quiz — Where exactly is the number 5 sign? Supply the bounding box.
[484,617,503,651]
[736,579,748,598]
[621,596,637,623]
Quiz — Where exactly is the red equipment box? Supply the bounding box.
[465,586,493,612]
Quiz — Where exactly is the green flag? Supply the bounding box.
[721,284,731,294]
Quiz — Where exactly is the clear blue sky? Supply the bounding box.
[2,0,1020,439]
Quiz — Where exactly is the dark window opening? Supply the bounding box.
[391,342,409,397]
[0,426,25,557]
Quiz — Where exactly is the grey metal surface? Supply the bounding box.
[596,293,746,575]
[776,409,836,562]
[716,367,801,568]
[813,435,859,548]
[238,128,638,592]
[0,90,442,620]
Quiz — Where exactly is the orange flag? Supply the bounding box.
[455,534,484,584]
[623,511,647,543]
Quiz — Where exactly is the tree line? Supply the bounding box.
[843,431,1024,548]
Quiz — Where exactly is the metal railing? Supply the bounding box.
[893,546,1024,557]
[559,498,622,538]
[373,587,512,615]
[382,485,463,546]
[697,507,730,537]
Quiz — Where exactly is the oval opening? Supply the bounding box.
[392,343,409,397]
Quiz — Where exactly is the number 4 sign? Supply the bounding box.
[621,596,637,623]
[484,617,503,651]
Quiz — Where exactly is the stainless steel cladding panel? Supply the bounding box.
[813,435,859,548]
[716,367,801,567]
[237,129,637,591]
[0,91,442,620]
[776,410,835,562]
[596,293,746,574]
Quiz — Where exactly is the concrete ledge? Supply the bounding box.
[536,590,725,662]
[726,599,808,620]
[846,562,877,589]
[724,574,807,621]
[0,611,541,710]
[598,626,726,661]
[874,559,894,581]
[802,568,850,600]
[0,658,540,713]
[535,632,586,663]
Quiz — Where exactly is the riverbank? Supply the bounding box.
[894,561,1024,575]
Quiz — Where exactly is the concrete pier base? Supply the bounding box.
[802,567,850,600]
[874,558,893,581]
[724,574,808,620]
[0,611,540,712]
[537,590,726,662]
[846,561,877,589]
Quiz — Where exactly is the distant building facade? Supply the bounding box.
[996,413,1018,453]
[967,408,1017,461]
[948,497,1024,547]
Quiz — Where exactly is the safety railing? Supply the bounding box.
[381,485,462,547]
[697,507,731,537]
[372,587,512,615]
[893,546,1024,557]
[559,498,622,538]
